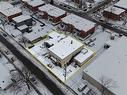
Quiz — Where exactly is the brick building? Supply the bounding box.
[38,4,67,24]
[103,6,126,20]
[22,0,45,12]
[61,14,95,38]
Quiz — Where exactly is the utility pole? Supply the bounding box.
[64,63,67,82]
[21,33,26,47]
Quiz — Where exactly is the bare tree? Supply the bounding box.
[10,67,33,94]
[10,71,28,94]
[21,67,33,90]
[99,76,117,95]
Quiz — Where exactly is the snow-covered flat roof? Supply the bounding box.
[48,32,84,60]
[104,6,125,15]
[22,0,45,7]
[17,24,28,30]
[84,36,127,95]
[62,14,95,31]
[11,29,22,37]
[115,0,127,9]
[12,15,32,23]
[39,4,52,13]
[0,2,13,12]
[5,25,22,37]
[24,26,52,42]
[39,4,66,17]
[45,31,66,45]
[0,7,22,17]
[74,48,94,64]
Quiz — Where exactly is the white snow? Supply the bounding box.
[0,64,11,89]
[0,55,12,90]
[5,24,22,37]
[62,14,95,32]
[0,2,13,12]
[0,7,22,17]
[12,15,31,23]
[26,39,81,82]
[22,0,45,7]
[84,36,127,95]
[26,31,94,82]
[24,25,52,42]
[39,4,66,17]
[74,48,94,64]
[0,2,22,18]
[104,6,125,15]
[17,24,28,31]
[48,32,84,60]
[115,0,127,9]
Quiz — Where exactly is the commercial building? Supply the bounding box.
[45,32,84,67]
[83,36,127,95]
[103,6,126,20]
[6,29,22,38]
[38,4,67,24]
[74,48,95,66]
[44,31,94,68]
[17,25,29,33]
[0,7,22,22]
[22,0,45,12]
[61,14,95,38]
[26,30,95,82]
[12,15,33,27]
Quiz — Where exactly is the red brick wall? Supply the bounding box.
[103,10,125,21]
[79,27,95,38]
[67,24,74,33]
[3,12,22,22]
[39,11,48,19]
[50,12,67,23]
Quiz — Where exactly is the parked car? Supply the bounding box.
[78,83,87,92]
[85,40,91,45]
[90,38,96,42]
[89,42,95,47]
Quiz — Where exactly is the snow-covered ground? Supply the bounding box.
[84,36,127,95]
[0,42,53,95]
[0,47,36,95]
